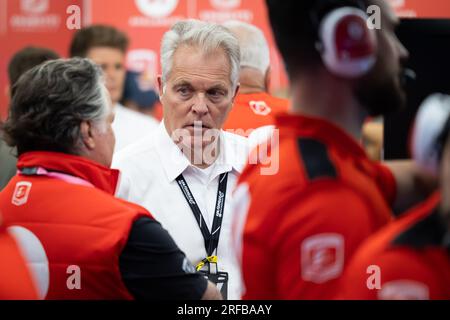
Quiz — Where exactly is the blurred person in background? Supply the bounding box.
[70,25,159,152]
[1,47,60,191]
[222,20,289,137]
[338,94,450,300]
[121,70,160,118]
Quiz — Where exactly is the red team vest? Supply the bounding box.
[0,152,150,299]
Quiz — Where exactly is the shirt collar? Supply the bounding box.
[17,151,120,195]
[155,122,246,182]
[275,113,367,159]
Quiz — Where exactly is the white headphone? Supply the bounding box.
[412,93,450,176]
[316,5,377,78]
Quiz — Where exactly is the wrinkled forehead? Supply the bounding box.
[172,44,230,67]
[169,45,232,80]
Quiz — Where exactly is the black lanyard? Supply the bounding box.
[175,172,228,258]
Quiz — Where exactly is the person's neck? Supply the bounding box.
[165,121,221,169]
[238,69,266,94]
[112,101,120,109]
[290,70,367,141]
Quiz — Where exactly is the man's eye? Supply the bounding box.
[208,90,225,99]
[178,87,192,96]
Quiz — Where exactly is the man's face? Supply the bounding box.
[91,86,116,168]
[355,0,409,117]
[159,45,238,149]
[87,47,126,105]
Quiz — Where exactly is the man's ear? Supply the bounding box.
[264,68,271,93]
[157,75,164,98]
[80,121,95,150]
[232,83,240,102]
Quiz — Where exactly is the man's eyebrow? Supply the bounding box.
[172,81,192,88]
[207,84,228,91]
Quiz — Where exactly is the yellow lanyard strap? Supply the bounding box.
[196,255,218,271]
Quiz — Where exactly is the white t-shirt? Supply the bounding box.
[112,122,250,299]
[112,103,159,152]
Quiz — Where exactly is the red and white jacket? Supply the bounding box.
[0,151,150,299]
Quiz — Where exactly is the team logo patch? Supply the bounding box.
[135,0,179,18]
[301,233,344,283]
[21,0,49,15]
[210,0,241,10]
[249,101,272,116]
[378,280,430,300]
[12,181,32,206]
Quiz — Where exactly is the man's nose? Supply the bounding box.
[191,93,209,115]
[103,67,116,84]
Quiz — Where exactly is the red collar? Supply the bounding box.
[17,152,120,195]
[235,92,270,101]
[275,113,367,159]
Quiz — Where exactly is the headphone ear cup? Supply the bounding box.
[412,94,450,176]
[318,7,377,78]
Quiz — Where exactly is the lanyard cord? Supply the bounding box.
[176,172,228,270]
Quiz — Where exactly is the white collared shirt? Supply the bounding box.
[112,122,250,299]
[112,103,160,152]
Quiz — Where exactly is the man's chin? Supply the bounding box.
[177,137,217,149]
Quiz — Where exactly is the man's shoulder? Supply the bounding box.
[114,105,159,130]
[114,197,153,218]
[243,134,340,186]
[222,129,249,146]
[75,184,152,220]
[241,134,377,224]
[3,176,148,219]
[264,93,289,111]
[218,130,250,173]
[344,198,446,300]
[113,135,158,168]
[236,92,289,109]
[352,196,439,264]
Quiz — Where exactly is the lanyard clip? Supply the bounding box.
[196,255,218,271]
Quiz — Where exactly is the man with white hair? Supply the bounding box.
[222,20,288,137]
[113,20,249,300]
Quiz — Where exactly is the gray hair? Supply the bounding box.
[3,58,109,155]
[160,19,240,89]
[223,20,270,75]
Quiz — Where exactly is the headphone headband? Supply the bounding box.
[311,0,376,78]
[310,0,366,33]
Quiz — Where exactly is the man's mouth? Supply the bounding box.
[184,123,212,130]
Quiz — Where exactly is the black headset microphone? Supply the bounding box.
[402,68,417,87]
